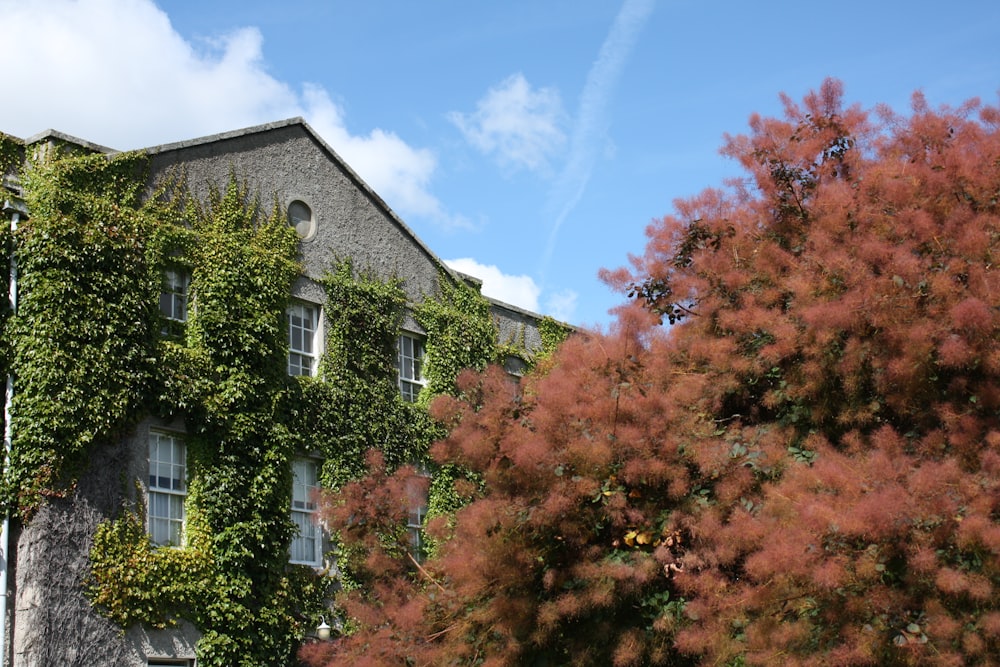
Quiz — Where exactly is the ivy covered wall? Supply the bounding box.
[1,132,569,666]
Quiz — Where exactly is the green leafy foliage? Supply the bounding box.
[87,496,214,628]
[303,259,419,487]
[537,315,572,358]
[415,274,498,401]
[47,169,327,665]
[0,132,24,187]
[7,150,158,513]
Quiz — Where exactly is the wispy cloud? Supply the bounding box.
[543,288,579,324]
[448,73,568,173]
[0,0,460,228]
[540,0,655,278]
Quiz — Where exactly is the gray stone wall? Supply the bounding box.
[491,300,545,354]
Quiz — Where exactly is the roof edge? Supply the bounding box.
[23,129,115,154]
[143,118,307,156]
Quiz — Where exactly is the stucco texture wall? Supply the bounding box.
[146,121,445,305]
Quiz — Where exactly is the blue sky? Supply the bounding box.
[2,0,998,327]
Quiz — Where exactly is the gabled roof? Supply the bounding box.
[144,118,466,293]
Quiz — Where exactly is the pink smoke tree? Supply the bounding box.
[301,80,1000,666]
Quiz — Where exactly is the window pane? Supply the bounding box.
[290,458,321,564]
[160,269,189,324]
[287,304,319,377]
[291,511,318,563]
[292,459,318,510]
[397,334,426,402]
[407,504,427,561]
[149,432,186,546]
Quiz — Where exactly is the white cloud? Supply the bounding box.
[301,86,472,229]
[448,73,567,172]
[443,258,579,323]
[543,289,579,324]
[0,0,297,147]
[444,258,541,313]
[0,0,455,227]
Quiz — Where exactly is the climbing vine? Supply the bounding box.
[298,258,423,489]
[537,314,571,358]
[88,492,215,628]
[6,149,157,514]
[414,273,498,402]
[86,176,331,666]
[5,143,557,665]
[0,134,16,386]
[0,132,19,180]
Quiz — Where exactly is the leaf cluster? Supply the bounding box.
[19,167,332,665]
[303,258,420,487]
[415,274,499,401]
[6,150,158,513]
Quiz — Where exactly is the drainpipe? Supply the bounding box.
[1,189,26,667]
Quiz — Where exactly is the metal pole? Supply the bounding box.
[1,193,24,667]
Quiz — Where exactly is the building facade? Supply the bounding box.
[0,120,554,666]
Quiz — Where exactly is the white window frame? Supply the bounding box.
[148,431,187,547]
[406,465,430,563]
[290,457,322,566]
[287,302,321,377]
[397,333,427,402]
[160,268,190,335]
[407,502,427,562]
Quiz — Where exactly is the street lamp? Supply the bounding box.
[316,615,332,641]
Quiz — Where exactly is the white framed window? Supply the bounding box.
[147,660,194,667]
[290,458,322,566]
[287,302,320,377]
[148,431,186,547]
[405,466,430,563]
[407,503,427,563]
[397,333,426,402]
[160,268,189,335]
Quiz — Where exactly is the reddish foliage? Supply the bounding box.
[302,80,1000,666]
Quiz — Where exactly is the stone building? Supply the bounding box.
[0,120,552,666]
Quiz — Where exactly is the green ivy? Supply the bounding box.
[82,174,328,665]
[538,315,572,358]
[0,132,20,180]
[7,145,551,665]
[303,258,422,488]
[7,150,158,514]
[0,153,14,389]
[87,492,215,628]
[415,273,498,401]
